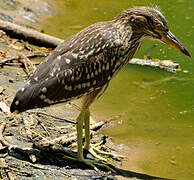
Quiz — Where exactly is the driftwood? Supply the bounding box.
[0,19,63,48]
[130,58,179,73]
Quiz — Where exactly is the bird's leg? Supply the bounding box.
[62,89,117,171]
[83,108,90,151]
[83,109,125,161]
[83,109,107,162]
[70,109,115,172]
[62,109,98,170]
[77,109,84,160]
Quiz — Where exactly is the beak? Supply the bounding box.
[161,31,191,57]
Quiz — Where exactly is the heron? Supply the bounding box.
[10,6,191,170]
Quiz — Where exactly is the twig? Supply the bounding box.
[0,122,11,147]
[0,158,32,176]
[129,58,179,72]
[39,123,51,137]
[0,53,49,68]
[0,19,63,48]
[7,171,15,180]
[68,102,81,111]
[0,101,10,114]
[28,111,77,125]
[18,54,37,75]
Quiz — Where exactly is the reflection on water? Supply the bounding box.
[42,0,194,179]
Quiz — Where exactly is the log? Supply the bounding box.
[130,58,179,72]
[0,19,63,48]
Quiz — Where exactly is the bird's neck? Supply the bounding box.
[114,20,143,62]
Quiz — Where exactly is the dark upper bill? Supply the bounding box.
[161,31,191,57]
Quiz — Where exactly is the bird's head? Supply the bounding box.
[115,6,191,57]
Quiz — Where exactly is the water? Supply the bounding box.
[42,0,194,179]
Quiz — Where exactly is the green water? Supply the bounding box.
[43,0,194,179]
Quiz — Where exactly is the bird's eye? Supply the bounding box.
[154,23,162,28]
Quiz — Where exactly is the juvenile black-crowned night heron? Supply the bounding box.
[10,7,190,170]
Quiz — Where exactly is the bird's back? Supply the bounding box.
[10,20,133,113]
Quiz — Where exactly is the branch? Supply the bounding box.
[129,58,179,72]
[0,20,63,48]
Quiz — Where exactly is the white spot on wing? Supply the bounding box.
[91,72,94,78]
[15,100,19,105]
[80,50,85,54]
[61,79,65,84]
[93,80,96,85]
[34,77,38,81]
[87,74,90,79]
[95,70,98,76]
[64,71,67,76]
[41,87,47,93]
[115,39,122,46]
[67,69,72,75]
[102,64,105,70]
[57,55,62,60]
[86,49,94,57]
[65,59,71,64]
[40,94,46,100]
[50,72,54,77]
[72,53,78,59]
[44,98,54,104]
[106,62,109,70]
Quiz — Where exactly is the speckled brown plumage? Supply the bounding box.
[10,6,190,113]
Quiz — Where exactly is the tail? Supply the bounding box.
[10,83,49,113]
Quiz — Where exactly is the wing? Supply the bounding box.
[10,21,123,112]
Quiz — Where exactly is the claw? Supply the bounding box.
[85,144,126,161]
[87,146,108,162]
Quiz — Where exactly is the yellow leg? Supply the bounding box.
[83,109,125,161]
[83,108,90,150]
[77,110,85,160]
[62,109,114,172]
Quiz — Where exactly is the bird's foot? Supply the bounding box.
[62,154,116,172]
[85,143,126,162]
